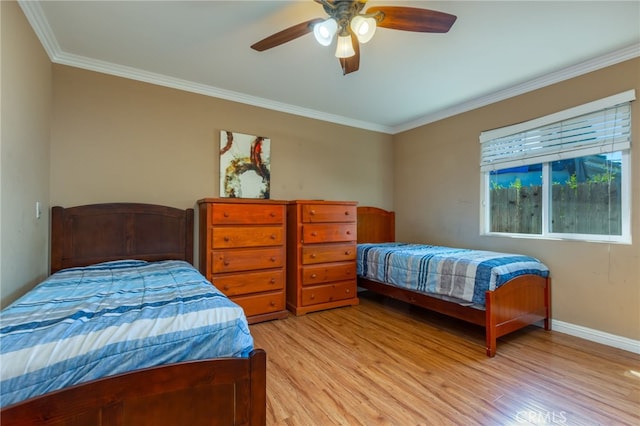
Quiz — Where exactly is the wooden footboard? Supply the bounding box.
[357,206,551,357]
[0,349,267,426]
[485,275,551,357]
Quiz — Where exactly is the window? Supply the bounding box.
[480,90,634,243]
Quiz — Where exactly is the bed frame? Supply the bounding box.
[357,206,551,357]
[1,203,267,425]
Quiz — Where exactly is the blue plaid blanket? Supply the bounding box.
[0,260,254,408]
[357,243,549,306]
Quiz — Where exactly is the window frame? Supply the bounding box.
[479,91,634,244]
[480,152,631,244]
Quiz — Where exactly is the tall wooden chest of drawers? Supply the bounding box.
[198,198,288,324]
[286,200,359,315]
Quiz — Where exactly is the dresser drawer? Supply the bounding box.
[302,243,356,265]
[210,203,284,225]
[211,226,283,248]
[300,281,356,306]
[233,291,285,318]
[302,263,356,286]
[211,247,284,273]
[301,204,356,223]
[302,223,355,244]
[212,269,284,296]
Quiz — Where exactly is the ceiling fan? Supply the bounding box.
[250,0,457,75]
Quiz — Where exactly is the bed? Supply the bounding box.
[356,206,551,357]
[0,203,266,425]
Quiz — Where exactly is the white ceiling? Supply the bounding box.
[19,1,640,134]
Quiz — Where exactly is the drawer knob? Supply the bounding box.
[270,212,276,217]
[310,210,316,215]
[310,253,317,258]
[344,211,350,216]
[346,288,350,294]
[311,232,317,237]
[270,301,276,307]
[270,234,276,239]
[223,211,229,218]
[311,273,317,279]
[223,236,230,242]
[310,294,315,300]
[345,250,352,255]
[270,257,276,262]
[346,230,351,235]
[223,260,230,266]
[270,278,276,284]
[223,285,230,291]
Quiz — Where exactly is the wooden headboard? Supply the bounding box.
[51,203,194,273]
[357,206,395,244]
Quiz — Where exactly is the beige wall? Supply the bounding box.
[51,65,394,210]
[0,0,52,307]
[50,65,394,267]
[394,58,640,341]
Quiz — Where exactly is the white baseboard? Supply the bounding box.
[551,319,640,355]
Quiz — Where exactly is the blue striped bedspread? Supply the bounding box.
[0,259,254,408]
[357,243,549,307]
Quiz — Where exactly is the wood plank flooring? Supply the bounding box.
[249,291,640,426]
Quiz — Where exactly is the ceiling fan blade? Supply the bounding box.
[339,36,360,75]
[251,18,325,51]
[314,0,368,5]
[367,6,457,33]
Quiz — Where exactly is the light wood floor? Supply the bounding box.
[250,291,640,426]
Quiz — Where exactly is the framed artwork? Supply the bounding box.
[219,130,271,199]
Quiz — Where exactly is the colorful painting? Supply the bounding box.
[219,130,271,199]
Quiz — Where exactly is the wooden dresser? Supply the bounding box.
[286,200,359,315]
[198,198,288,324]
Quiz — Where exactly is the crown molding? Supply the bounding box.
[52,50,394,135]
[393,42,640,134]
[18,0,60,59]
[17,0,393,134]
[18,1,639,136]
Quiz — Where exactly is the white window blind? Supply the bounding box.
[479,90,635,172]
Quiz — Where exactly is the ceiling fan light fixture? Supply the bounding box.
[335,34,355,58]
[313,18,338,46]
[251,2,457,75]
[350,15,376,44]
